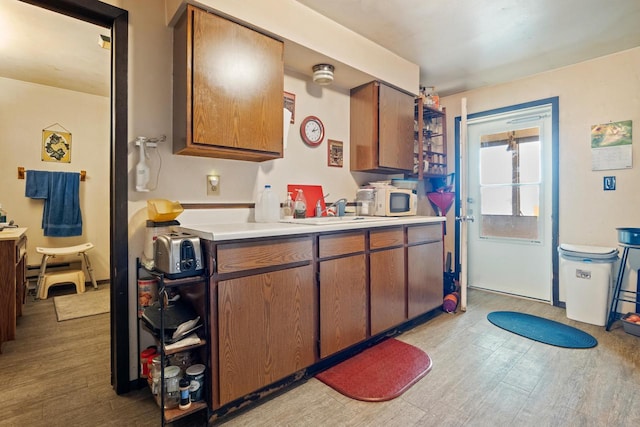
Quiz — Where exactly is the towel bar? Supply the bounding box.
[18,167,86,181]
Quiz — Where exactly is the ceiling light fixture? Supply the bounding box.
[312,64,334,85]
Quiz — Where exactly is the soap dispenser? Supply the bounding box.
[283,192,293,219]
[293,189,307,219]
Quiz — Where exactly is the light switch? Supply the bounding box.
[603,176,616,191]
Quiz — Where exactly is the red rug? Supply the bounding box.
[315,338,432,401]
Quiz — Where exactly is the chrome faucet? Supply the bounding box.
[316,198,348,217]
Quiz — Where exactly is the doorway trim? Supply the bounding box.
[22,0,130,393]
[454,97,560,306]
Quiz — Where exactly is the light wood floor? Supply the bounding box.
[1,287,639,426]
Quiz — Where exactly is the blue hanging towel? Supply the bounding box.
[43,172,83,237]
[25,170,50,199]
[25,171,83,237]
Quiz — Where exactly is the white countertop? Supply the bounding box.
[0,227,27,241]
[178,216,445,241]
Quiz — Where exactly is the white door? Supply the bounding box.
[464,103,554,301]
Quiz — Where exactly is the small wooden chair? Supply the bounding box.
[35,243,98,299]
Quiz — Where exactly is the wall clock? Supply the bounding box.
[300,115,325,146]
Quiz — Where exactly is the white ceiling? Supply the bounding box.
[2,0,640,97]
[297,0,640,95]
[0,1,111,97]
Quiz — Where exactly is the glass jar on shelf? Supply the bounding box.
[168,350,192,376]
[162,365,182,409]
[150,354,168,395]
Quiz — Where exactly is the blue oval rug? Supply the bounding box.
[487,311,597,348]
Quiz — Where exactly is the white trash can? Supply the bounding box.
[558,244,618,326]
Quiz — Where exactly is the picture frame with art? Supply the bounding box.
[42,124,72,163]
[328,139,343,167]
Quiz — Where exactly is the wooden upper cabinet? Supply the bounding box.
[173,5,284,161]
[350,81,414,173]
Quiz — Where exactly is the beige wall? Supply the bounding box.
[441,46,640,300]
[0,77,110,280]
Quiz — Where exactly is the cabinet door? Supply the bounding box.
[15,245,26,318]
[407,225,443,317]
[0,240,16,346]
[408,242,443,317]
[350,82,378,171]
[319,254,367,358]
[370,247,406,335]
[350,81,413,172]
[378,83,414,171]
[174,5,283,161]
[217,265,315,405]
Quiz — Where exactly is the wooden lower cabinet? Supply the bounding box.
[0,233,27,352]
[207,223,444,413]
[408,243,443,317]
[217,265,316,405]
[370,247,406,335]
[319,254,367,358]
[407,224,443,318]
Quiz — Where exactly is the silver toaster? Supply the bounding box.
[154,232,204,279]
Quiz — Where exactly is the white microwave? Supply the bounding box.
[373,187,417,216]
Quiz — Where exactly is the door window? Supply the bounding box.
[479,127,541,240]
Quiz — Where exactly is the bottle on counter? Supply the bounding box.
[263,185,280,222]
[293,189,307,219]
[282,191,293,219]
[0,203,6,223]
[255,184,280,223]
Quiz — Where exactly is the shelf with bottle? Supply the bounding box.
[136,259,209,426]
[413,96,447,179]
[418,86,443,114]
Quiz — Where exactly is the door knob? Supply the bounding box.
[456,215,475,222]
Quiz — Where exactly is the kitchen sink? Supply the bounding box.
[279,216,399,225]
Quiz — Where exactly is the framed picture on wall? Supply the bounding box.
[284,91,296,124]
[42,129,72,163]
[328,139,343,167]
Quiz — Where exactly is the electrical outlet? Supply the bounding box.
[207,175,220,196]
[604,176,616,191]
